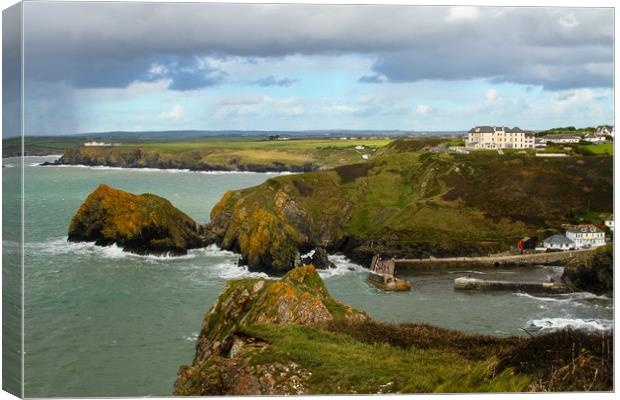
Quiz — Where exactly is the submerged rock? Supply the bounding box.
[68,184,204,255]
[174,265,366,395]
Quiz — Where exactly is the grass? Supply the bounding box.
[241,324,531,394]
[574,143,613,156]
[56,138,392,171]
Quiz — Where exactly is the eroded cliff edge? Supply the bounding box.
[174,265,612,395]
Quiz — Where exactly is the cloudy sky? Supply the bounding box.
[13,2,615,135]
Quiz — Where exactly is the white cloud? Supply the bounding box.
[159,104,184,119]
[559,13,579,29]
[485,89,498,102]
[416,104,430,113]
[444,7,480,23]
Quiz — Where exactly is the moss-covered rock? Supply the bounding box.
[174,265,366,395]
[68,184,204,255]
[562,245,613,296]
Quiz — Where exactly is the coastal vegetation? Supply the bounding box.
[174,266,612,395]
[206,138,613,271]
[68,184,204,255]
[53,138,391,172]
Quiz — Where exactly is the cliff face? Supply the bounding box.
[174,265,612,395]
[206,139,613,271]
[562,245,613,296]
[174,265,367,395]
[68,184,204,255]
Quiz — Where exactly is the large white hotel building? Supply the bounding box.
[465,126,535,150]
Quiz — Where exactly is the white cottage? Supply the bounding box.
[565,225,606,249]
[542,235,575,251]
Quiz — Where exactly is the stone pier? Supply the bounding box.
[394,248,594,272]
[454,277,568,293]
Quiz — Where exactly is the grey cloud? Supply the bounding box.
[22,3,613,91]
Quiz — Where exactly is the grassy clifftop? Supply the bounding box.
[55,138,390,172]
[207,138,613,271]
[68,184,204,255]
[174,265,612,395]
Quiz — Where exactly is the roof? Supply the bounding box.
[566,224,604,234]
[543,235,574,245]
[543,134,580,140]
[469,126,495,133]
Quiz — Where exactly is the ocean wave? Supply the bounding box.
[3,164,15,168]
[44,164,294,175]
[514,292,611,304]
[526,317,613,332]
[210,261,271,280]
[319,254,367,278]
[27,238,198,260]
[183,332,199,343]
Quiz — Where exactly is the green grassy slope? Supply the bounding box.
[208,138,613,270]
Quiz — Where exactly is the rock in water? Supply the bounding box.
[68,184,204,255]
[301,247,335,269]
[174,265,366,395]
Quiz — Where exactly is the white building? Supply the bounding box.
[465,126,535,150]
[542,234,575,251]
[595,125,614,137]
[565,225,606,249]
[542,134,580,144]
[84,141,114,147]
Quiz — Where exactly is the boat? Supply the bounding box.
[367,255,412,291]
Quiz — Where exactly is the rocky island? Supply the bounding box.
[68,184,205,255]
[174,265,612,394]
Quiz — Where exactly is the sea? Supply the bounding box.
[2,156,614,397]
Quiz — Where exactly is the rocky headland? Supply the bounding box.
[204,138,613,272]
[174,265,612,395]
[68,184,205,255]
[562,245,613,296]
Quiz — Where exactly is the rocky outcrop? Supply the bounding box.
[301,247,335,269]
[562,245,613,296]
[68,184,205,255]
[174,265,366,395]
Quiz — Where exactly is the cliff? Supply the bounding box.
[68,184,204,255]
[562,245,613,296]
[206,138,613,271]
[174,265,612,395]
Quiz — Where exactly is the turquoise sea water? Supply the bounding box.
[2,156,613,397]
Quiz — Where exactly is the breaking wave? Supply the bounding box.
[525,317,613,332]
[319,254,367,279]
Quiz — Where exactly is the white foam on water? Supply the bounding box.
[301,249,315,259]
[558,292,611,301]
[27,237,197,260]
[28,163,41,167]
[45,164,295,175]
[526,317,613,332]
[183,332,199,343]
[3,164,15,168]
[320,254,367,279]
[189,244,237,258]
[513,292,574,304]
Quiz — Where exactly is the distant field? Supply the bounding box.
[55,137,395,171]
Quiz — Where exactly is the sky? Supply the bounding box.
[5,2,615,136]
